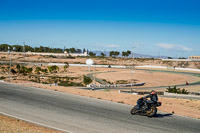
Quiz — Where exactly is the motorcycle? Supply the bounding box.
[130,98,162,117]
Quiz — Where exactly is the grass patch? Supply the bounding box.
[117,101,124,104]
[0,76,6,80]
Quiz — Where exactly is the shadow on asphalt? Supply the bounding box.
[153,113,173,118]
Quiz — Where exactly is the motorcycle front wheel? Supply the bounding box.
[146,106,157,117]
[130,106,138,115]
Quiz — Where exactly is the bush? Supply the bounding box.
[48,65,59,73]
[166,86,189,94]
[48,55,57,58]
[116,80,128,84]
[35,67,41,74]
[0,76,5,80]
[58,80,83,87]
[19,66,32,75]
[11,69,17,74]
[16,64,20,72]
[64,62,69,72]
[27,68,33,73]
[102,79,113,84]
[83,75,92,85]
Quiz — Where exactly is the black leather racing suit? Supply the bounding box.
[137,94,158,109]
[143,94,158,103]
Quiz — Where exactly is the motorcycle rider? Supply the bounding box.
[137,90,158,110]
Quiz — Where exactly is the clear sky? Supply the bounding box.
[0,0,200,57]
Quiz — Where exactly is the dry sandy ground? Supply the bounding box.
[1,52,200,69]
[95,68,200,87]
[3,65,199,90]
[0,114,63,133]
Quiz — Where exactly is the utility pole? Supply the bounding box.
[23,42,25,53]
[8,47,11,82]
[8,47,15,82]
[23,42,26,56]
[94,63,96,86]
[131,47,136,85]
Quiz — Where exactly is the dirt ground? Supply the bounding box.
[0,114,63,133]
[1,52,200,69]
[1,65,200,92]
[95,68,200,88]
[65,66,200,87]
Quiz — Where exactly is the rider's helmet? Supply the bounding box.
[150,90,156,95]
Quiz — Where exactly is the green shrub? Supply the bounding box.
[116,80,129,84]
[49,55,57,58]
[27,68,33,73]
[41,68,48,73]
[19,66,32,75]
[35,67,41,74]
[48,65,59,73]
[58,80,83,86]
[64,62,69,72]
[83,75,92,85]
[0,76,5,80]
[102,79,112,84]
[11,69,17,74]
[166,86,189,94]
[16,64,20,72]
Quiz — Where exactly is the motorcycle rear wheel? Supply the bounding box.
[146,106,157,117]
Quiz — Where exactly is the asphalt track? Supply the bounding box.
[0,82,200,133]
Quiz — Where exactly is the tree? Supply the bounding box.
[100,52,106,57]
[13,45,23,52]
[77,49,82,53]
[122,50,131,57]
[109,51,114,57]
[127,50,131,55]
[69,48,76,53]
[65,48,70,53]
[0,44,10,51]
[122,51,127,57]
[178,57,186,59]
[83,48,86,53]
[114,51,120,57]
[24,45,34,52]
[89,52,96,57]
[109,51,119,57]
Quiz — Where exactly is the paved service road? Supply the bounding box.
[0,83,200,133]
